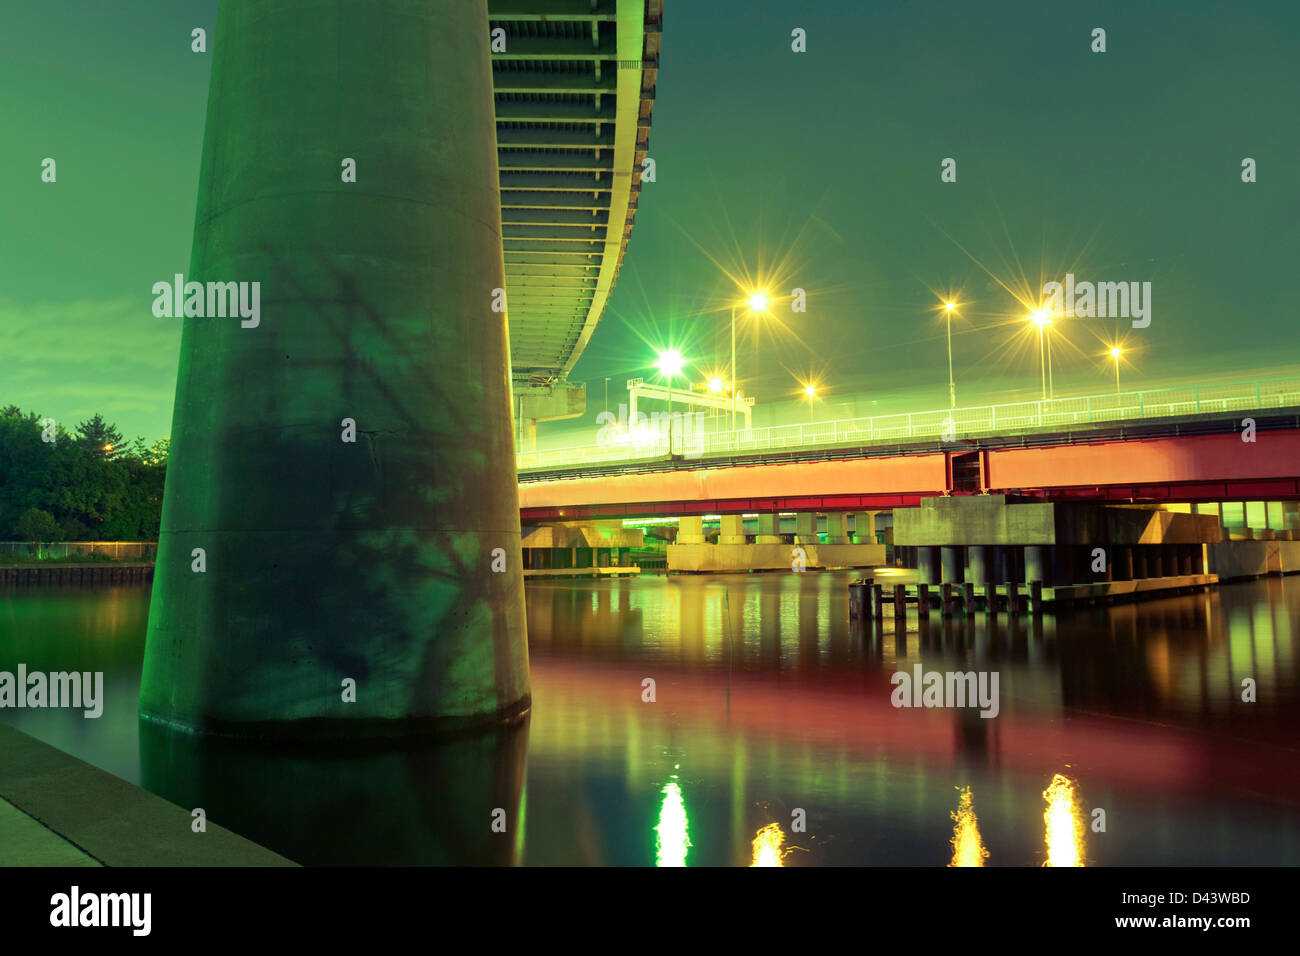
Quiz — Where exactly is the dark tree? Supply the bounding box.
[75,414,125,459]
[15,507,61,543]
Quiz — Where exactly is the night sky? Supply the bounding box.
[3,0,1297,443]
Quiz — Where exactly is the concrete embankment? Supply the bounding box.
[0,724,294,866]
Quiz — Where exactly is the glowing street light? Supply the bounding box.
[1031,310,1052,401]
[656,348,686,455]
[803,383,817,423]
[942,300,958,408]
[731,292,770,432]
[1109,346,1123,394]
[707,377,724,394]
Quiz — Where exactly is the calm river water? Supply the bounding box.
[2,572,1298,866]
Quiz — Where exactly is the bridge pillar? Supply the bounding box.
[854,512,876,544]
[967,546,989,586]
[139,0,528,739]
[1284,502,1300,538]
[1265,501,1284,532]
[1095,545,1113,583]
[755,514,781,544]
[794,513,818,544]
[1246,501,1268,535]
[719,514,746,545]
[917,546,940,585]
[677,516,706,545]
[940,546,964,584]
[1024,546,1046,588]
[824,512,849,545]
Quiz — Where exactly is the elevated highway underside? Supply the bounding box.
[489,0,661,390]
[518,409,1300,520]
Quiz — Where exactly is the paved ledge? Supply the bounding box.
[0,723,295,866]
[0,795,100,867]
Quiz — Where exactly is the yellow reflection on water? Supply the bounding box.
[948,786,989,867]
[655,780,691,867]
[750,822,785,867]
[1042,773,1085,867]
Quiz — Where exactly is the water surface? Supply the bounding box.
[2,572,1298,865]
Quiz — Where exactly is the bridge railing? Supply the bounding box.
[517,375,1300,472]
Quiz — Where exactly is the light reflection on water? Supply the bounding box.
[2,572,1299,865]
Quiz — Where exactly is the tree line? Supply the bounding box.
[0,406,168,541]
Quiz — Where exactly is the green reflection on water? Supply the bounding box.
[655,777,691,867]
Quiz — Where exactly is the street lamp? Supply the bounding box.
[731,292,769,433]
[804,383,817,423]
[1109,346,1122,394]
[1031,311,1051,401]
[943,300,957,408]
[656,349,685,454]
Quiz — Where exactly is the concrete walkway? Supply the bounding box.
[0,724,295,866]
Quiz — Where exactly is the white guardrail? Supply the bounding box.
[516,376,1300,472]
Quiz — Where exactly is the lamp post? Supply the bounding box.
[804,384,816,423]
[656,349,685,455]
[731,292,769,433]
[1032,311,1051,401]
[1110,346,1122,394]
[943,301,957,408]
[1047,323,1054,399]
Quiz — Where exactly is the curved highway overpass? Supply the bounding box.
[489,1,663,445]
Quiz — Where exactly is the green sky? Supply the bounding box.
[2,0,1297,442]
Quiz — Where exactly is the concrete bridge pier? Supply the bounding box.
[140,0,529,739]
[1120,546,1135,581]
[967,545,989,587]
[756,514,781,544]
[941,546,964,585]
[1025,546,1046,589]
[677,516,706,545]
[719,514,746,545]
[855,512,876,544]
[824,512,849,545]
[794,513,818,544]
[917,546,940,586]
[994,547,1016,593]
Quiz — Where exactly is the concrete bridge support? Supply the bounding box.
[1285,502,1300,536]
[824,513,849,545]
[677,516,706,545]
[719,514,746,545]
[967,545,989,586]
[794,513,818,544]
[854,512,876,544]
[941,546,964,584]
[756,514,781,544]
[1025,546,1046,588]
[140,0,529,739]
[917,546,940,585]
